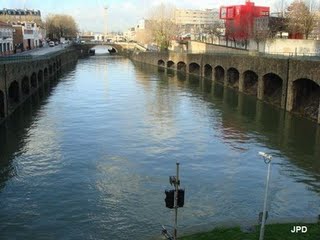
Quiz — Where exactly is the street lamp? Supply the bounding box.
[259,152,273,240]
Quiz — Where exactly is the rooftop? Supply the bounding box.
[0,9,41,16]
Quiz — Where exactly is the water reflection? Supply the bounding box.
[135,64,320,194]
[0,64,77,191]
[0,58,319,239]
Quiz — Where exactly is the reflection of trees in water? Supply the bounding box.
[0,64,77,190]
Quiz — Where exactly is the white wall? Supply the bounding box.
[264,39,320,55]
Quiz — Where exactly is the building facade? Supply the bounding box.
[174,8,221,35]
[220,0,269,41]
[0,21,13,55]
[174,8,220,26]
[12,22,45,51]
[0,9,42,25]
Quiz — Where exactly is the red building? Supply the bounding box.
[220,0,269,41]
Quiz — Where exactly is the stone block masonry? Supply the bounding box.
[131,51,320,124]
[0,50,78,123]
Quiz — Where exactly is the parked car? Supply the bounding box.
[49,41,55,47]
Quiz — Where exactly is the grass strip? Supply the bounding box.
[180,222,320,240]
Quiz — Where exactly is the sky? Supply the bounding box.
[1,0,316,32]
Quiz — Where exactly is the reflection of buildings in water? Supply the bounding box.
[0,64,77,190]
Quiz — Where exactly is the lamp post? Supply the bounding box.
[104,6,109,40]
[259,152,273,240]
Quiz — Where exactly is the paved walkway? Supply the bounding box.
[16,43,71,56]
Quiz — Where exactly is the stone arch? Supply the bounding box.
[44,68,48,79]
[31,72,37,88]
[204,64,213,79]
[49,65,53,75]
[8,81,19,103]
[243,70,258,95]
[0,90,5,118]
[214,66,225,83]
[38,70,43,84]
[263,73,283,106]
[53,63,56,71]
[189,62,200,75]
[227,67,239,89]
[177,61,186,72]
[21,76,30,95]
[292,78,320,120]
[167,60,175,69]
[158,60,165,67]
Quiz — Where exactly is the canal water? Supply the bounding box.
[0,50,319,239]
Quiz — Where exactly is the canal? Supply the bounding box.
[0,51,319,239]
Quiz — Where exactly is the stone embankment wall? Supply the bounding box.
[131,51,320,124]
[0,49,78,123]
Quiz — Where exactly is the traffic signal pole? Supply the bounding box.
[162,162,184,240]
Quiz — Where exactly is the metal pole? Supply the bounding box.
[259,152,272,240]
[173,162,179,240]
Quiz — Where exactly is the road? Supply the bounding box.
[16,43,71,56]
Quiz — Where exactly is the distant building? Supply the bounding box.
[0,8,42,25]
[134,19,154,45]
[220,0,269,41]
[0,21,13,55]
[174,8,221,34]
[124,27,136,41]
[11,22,45,51]
[174,8,220,26]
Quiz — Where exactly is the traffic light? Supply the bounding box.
[165,189,185,209]
[177,189,185,207]
[165,190,174,209]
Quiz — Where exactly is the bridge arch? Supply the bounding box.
[53,63,56,72]
[8,81,20,104]
[31,72,37,88]
[38,70,43,85]
[204,64,213,79]
[292,78,320,120]
[44,68,48,80]
[21,76,30,95]
[214,66,225,83]
[263,73,283,106]
[177,61,186,72]
[158,60,165,67]
[49,65,53,75]
[0,90,5,118]
[167,60,175,69]
[189,62,200,75]
[243,70,258,96]
[227,67,239,89]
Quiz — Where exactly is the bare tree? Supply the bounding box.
[253,25,268,50]
[286,0,315,39]
[148,3,178,51]
[46,14,78,40]
[204,21,224,44]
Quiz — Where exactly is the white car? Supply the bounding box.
[49,41,55,47]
